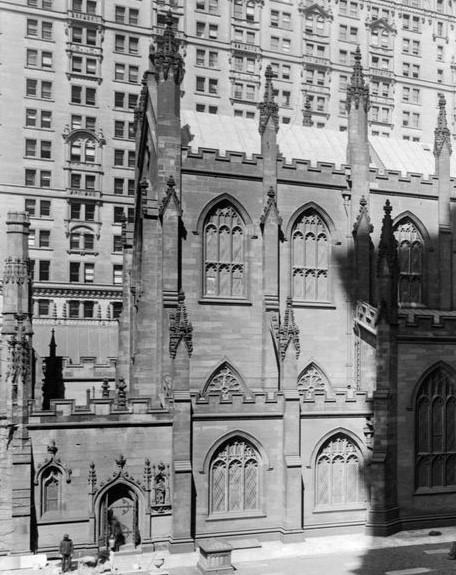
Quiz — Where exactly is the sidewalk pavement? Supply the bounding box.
[3,526,456,575]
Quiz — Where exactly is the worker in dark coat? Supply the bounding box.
[59,533,74,572]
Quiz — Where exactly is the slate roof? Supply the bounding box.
[181,110,456,178]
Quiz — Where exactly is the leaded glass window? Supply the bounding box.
[315,434,364,507]
[292,209,329,301]
[416,366,456,489]
[394,218,424,306]
[42,467,61,513]
[203,202,245,297]
[210,438,259,514]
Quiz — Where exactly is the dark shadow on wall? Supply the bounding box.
[30,453,39,552]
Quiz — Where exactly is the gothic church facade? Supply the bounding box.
[2,17,456,554]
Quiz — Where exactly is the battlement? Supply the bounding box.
[27,396,171,423]
[182,146,446,199]
[191,388,372,414]
[301,389,372,413]
[193,390,283,413]
[399,308,456,336]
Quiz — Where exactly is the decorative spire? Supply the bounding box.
[49,328,57,358]
[149,11,185,84]
[353,196,373,235]
[377,200,397,276]
[159,175,181,217]
[346,46,369,112]
[434,94,452,157]
[271,297,300,360]
[134,73,149,132]
[258,65,279,135]
[169,289,193,359]
[302,94,313,127]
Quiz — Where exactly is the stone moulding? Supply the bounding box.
[33,440,72,485]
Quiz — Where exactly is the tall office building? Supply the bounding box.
[168,0,456,140]
[0,0,455,398]
[0,0,155,398]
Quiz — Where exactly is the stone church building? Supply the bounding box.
[2,17,456,555]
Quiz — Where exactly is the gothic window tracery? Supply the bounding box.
[297,363,329,397]
[393,218,424,306]
[416,366,456,490]
[291,209,329,301]
[41,467,62,514]
[210,438,260,514]
[315,434,364,508]
[203,202,245,298]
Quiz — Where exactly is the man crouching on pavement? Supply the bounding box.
[59,533,74,572]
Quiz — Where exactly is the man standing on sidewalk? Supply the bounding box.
[59,533,74,573]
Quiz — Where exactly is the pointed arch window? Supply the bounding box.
[297,363,330,398]
[416,367,456,490]
[315,434,365,508]
[210,438,260,515]
[393,218,424,306]
[203,202,245,298]
[291,209,330,301]
[41,467,62,514]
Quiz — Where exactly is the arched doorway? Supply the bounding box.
[98,483,140,549]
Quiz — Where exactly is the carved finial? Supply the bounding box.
[47,440,58,456]
[159,174,181,217]
[377,199,397,276]
[260,186,282,227]
[169,289,193,359]
[144,458,152,489]
[346,46,369,112]
[434,93,452,157]
[115,454,127,469]
[302,94,313,127]
[116,377,127,408]
[258,65,279,135]
[353,195,373,235]
[363,416,375,449]
[101,378,110,398]
[49,329,57,358]
[88,461,97,489]
[149,10,184,84]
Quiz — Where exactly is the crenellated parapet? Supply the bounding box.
[28,396,172,421]
[182,148,449,197]
[398,308,456,335]
[300,389,372,413]
[194,390,283,412]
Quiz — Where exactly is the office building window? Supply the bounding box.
[84,263,94,283]
[113,265,123,285]
[38,260,50,281]
[39,230,50,248]
[69,262,80,283]
[37,299,51,317]
[68,300,80,318]
[113,235,123,252]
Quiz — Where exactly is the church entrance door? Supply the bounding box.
[99,484,139,549]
